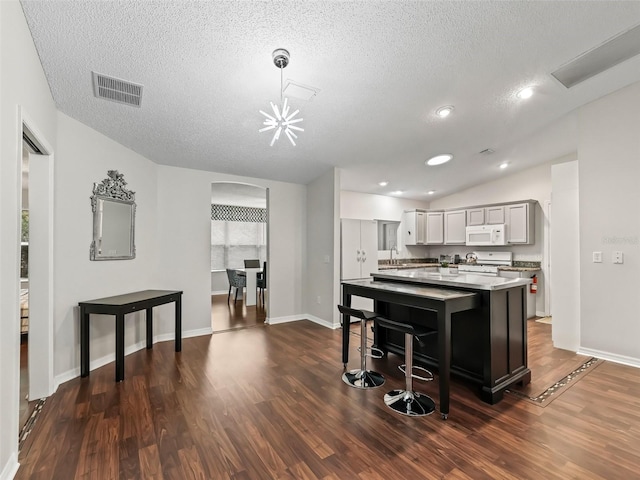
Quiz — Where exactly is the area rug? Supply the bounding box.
[506,357,603,407]
[536,316,552,324]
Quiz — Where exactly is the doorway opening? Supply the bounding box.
[210,182,269,332]
[19,113,55,437]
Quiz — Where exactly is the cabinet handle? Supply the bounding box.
[356,250,361,262]
[362,250,366,262]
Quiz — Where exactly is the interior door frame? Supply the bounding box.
[20,107,55,400]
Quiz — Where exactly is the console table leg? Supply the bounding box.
[81,308,90,377]
[146,307,153,349]
[116,313,125,382]
[175,295,182,352]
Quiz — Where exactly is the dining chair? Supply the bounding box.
[256,261,267,305]
[226,268,246,303]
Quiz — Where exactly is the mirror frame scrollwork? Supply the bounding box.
[90,170,136,261]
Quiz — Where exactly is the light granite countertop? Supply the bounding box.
[371,270,531,291]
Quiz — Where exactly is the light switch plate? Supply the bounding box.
[613,251,624,264]
[593,251,602,263]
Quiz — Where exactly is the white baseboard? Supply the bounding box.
[577,347,640,369]
[0,452,19,480]
[54,326,214,390]
[266,313,339,330]
[210,290,227,296]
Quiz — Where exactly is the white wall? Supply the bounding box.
[577,81,640,365]
[551,161,580,351]
[340,190,431,259]
[305,168,340,327]
[53,113,159,383]
[0,1,58,477]
[156,166,308,326]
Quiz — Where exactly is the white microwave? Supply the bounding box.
[465,224,507,246]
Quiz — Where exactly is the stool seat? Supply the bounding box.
[338,305,385,389]
[376,315,437,417]
[374,316,435,338]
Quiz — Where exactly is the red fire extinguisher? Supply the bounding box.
[530,275,538,294]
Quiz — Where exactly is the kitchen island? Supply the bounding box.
[341,269,531,406]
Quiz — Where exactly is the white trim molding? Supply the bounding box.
[578,347,640,369]
[266,314,338,329]
[0,452,19,480]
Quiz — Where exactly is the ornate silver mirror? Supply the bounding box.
[90,170,136,260]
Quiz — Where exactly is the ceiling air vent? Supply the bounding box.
[479,148,495,155]
[551,23,640,89]
[92,72,143,107]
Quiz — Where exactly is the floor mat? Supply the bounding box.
[536,316,552,324]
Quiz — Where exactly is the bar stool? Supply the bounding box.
[375,316,436,417]
[337,305,385,389]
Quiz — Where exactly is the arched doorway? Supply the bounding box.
[210,182,268,332]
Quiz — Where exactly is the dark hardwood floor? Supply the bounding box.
[16,316,640,479]
[211,293,266,333]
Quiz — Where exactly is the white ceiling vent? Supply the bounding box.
[551,24,640,88]
[92,72,143,107]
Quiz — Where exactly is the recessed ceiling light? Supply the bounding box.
[436,105,454,118]
[391,190,403,195]
[426,154,453,166]
[378,181,388,187]
[499,162,509,169]
[427,190,435,195]
[516,87,534,100]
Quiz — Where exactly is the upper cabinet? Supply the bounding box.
[466,206,505,226]
[402,210,426,245]
[425,211,444,244]
[444,210,466,244]
[505,202,535,244]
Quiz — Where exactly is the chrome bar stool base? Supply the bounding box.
[342,369,385,389]
[338,304,386,390]
[384,389,435,417]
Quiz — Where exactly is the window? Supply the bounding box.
[210,205,266,270]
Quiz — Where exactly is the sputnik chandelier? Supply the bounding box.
[259,48,304,146]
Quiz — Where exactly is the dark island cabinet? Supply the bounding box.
[372,280,530,404]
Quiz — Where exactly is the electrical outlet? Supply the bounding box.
[593,251,602,263]
[323,255,330,264]
[316,296,321,304]
[613,251,624,264]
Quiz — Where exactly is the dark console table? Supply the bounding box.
[79,289,183,382]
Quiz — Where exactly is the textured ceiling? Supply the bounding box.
[20,1,640,200]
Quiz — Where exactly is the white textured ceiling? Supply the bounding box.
[20,1,640,200]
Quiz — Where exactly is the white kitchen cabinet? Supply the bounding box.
[341,219,379,280]
[425,211,444,244]
[505,202,534,244]
[485,206,505,224]
[402,210,426,245]
[444,210,466,244]
[466,208,485,226]
[466,206,505,226]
